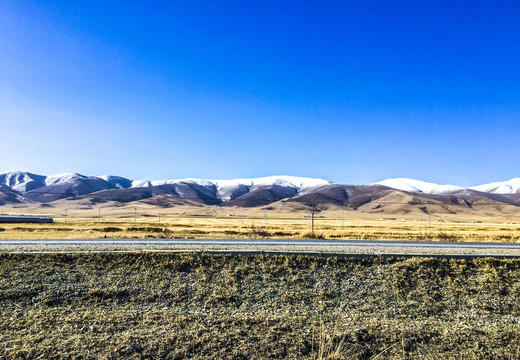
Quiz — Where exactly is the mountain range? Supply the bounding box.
[1,171,520,215]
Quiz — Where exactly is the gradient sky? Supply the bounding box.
[1,1,519,186]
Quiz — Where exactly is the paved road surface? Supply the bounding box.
[2,239,520,258]
[1,238,520,248]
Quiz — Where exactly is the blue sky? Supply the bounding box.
[1,1,519,186]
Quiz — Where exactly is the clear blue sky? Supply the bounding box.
[1,1,519,186]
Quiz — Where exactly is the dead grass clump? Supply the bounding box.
[248,225,272,238]
[435,231,461,242]
[11,227,36,232]
[126,226,167,233]
[186,230,208,235]
[53,227,75,232]
[273,231,293,237]
[101,227,123,232]
[301,231,326,239]
[493,233,520,242]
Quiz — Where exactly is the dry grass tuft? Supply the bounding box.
[301,231,326,239]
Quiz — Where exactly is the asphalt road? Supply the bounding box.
[2,239,520,259]
[1,238,520,248]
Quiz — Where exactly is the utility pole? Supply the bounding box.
[64,209,67,223]
[134,208,137,224]
[98,208,101,223]
[311,197,315,235]
[264,208,267,224]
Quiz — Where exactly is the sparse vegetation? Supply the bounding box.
[301,230,326,239]
[1,216,520,243]
[1,253,520,359]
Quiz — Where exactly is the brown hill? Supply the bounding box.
[0,185,31,206]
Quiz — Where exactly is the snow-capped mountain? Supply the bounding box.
[98,175,134,189]
[0,172,332,203]
[132,176,332,200]
[0,172,119,202]
[469,178,520,194]
[376,177,520,195]
[1,171,520,209]
[375,178,465,194]
[0,171,46,192]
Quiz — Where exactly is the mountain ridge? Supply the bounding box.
[2,171,519,195]
[1,172,520,215]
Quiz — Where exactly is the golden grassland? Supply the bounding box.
[1,205,520,242]
[2,253,520,359]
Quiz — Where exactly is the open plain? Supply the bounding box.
[2,207,520,359]
[2,205,520,243]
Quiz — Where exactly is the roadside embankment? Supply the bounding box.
[1,253,520,359]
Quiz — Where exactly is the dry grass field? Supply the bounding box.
[2,253,520,359]
[1,204,520,242]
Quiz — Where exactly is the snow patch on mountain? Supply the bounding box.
[98,175,133,189]
[0,171,46,192]
[128,176,332,199]
[212,176,332,199]
[212,175,330,190]
[138,178,216,188]
[470,178,520,194]
[44,173,87,186]
[375,178,464,194]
